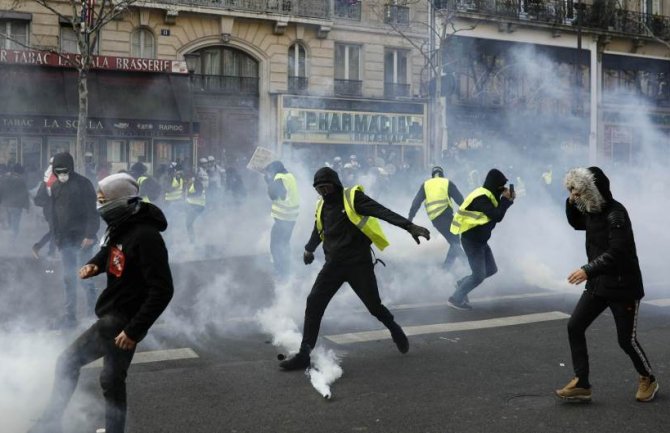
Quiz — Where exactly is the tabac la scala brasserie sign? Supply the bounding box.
[0,115,193,137]
[0,49,188,74]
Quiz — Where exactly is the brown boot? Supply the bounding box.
[555,377,592,401]
[636,376,659,402]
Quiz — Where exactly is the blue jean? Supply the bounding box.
[270,218,296,278]
[452,236,498,302]
[34,315,136,433]
[60,241,97,324]
[5,207,23,239]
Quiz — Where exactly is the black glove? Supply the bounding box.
[407,223,430,244]
[303,250,315,265]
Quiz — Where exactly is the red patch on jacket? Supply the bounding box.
[109,246,125,277]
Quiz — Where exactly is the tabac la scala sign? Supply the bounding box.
[0,49,188,74]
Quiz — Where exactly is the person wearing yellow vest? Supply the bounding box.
[185,173,207,243]
[163,164,184,206]
[408,166,466,270]
[447,168,515,310]
[279,167,430,371]
[264,161,300,279]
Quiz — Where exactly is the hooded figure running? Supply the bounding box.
[447,168,514,310]
[29,173,174,433]
[279,167,430,370]
[555,167,658,402]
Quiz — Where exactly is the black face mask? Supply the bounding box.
[97,197,140,227]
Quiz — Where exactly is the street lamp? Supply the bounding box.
[183,52,200,171]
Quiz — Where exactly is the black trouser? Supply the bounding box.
[37,315,135,433]
[270,218,296,278]
[452,236,498,302]
[431,212,466,269]
[301,261,396,350]
[568,291,653,384]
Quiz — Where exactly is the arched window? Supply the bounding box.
[131,28,155,58]
[194,46,259,94]
[288,43,306,77]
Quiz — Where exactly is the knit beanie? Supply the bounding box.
[98,173,139,200]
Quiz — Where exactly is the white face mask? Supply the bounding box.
[57,173,70,183]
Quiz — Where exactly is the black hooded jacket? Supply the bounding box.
[305,167,412,265]
[565,167,644,300]
[49,152,100,246]
[88,202,174,342]
[461,169,513,243]
[265,160,288,201]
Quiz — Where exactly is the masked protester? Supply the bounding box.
[264,160,300,279]
[28,173,174,433]
[448,168,514,310]
[556,167,657,402]
[49,152,100,328]
[279,167,430,371]
[408,166,466,270]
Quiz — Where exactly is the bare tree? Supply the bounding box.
[4,0,137,170]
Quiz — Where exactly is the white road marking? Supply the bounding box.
[84,348,199,368]
[325,311,570,345]
[642,298,670,307]
[388,292,563,311]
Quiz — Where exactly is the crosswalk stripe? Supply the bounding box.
[84,348,199,368]
[325,311,570,345]
[388,292,563,311]
[642,298,670,307]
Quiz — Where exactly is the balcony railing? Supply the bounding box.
[433,0,670,38]
[334,0,362,20]
[384,5,410,26]
[384,82,410,98]
[160,0,330,20]
[191,74,259,95]
[334,79,363,96]
[288,76,309,93]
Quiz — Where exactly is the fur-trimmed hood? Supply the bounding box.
[564,166,613,213]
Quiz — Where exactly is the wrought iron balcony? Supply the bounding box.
[334,0,362,20]
[384,82,410,98]
[191,74,259,95]
[159,0,330,20]
[334,79,363,96]
[288,76,309,93]
[433,0,670,39]
[384,5,410,26]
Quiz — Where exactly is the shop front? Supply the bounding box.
[278,95,427,171]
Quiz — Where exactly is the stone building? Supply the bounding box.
[0,0,431,177]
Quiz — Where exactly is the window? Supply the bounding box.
[640,1,661,14]
[334,44,360,80]
[384,49,408,84]
[197,46,258,77]
[60,25,78,53]
[131,28,155,58]
[288,43,306,77]
[0,20,28,50]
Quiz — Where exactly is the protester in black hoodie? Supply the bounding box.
[555,167,657,402]
[279,167,430,370]
[29,173,174,433]
[49,152,100,327]
[447,168,514,310]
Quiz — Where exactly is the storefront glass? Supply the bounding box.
[0,137,18,166]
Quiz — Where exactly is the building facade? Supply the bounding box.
[0,0,431,178]
[433,0,670,170]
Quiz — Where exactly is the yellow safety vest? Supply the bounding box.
[165,177,183,202]
[271,173,300,221]
[423,177,452,220]
[186,183,206,207]
[315,185,389,251]
[542,170,552,185]
[450,187,498,235]
[137,176,150,203]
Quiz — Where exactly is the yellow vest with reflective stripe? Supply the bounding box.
[315,185,389,251]
[165,177,183,201]
[137,176,151,203]
[423,177,452,220]
[186,183,206,207]
[542,170,552,185]
[271,173,300,221]
[450,187,498,235]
